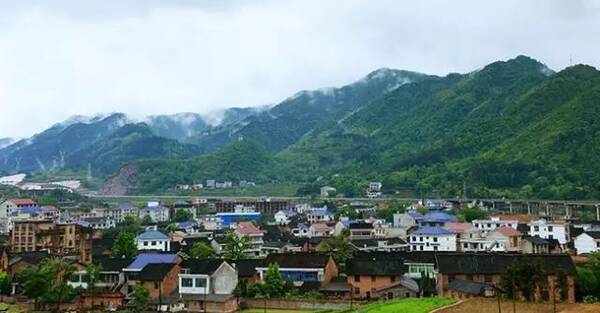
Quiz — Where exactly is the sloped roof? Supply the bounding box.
[139,263,176,281]
[11,198,37,206]
[444,222,473,233]
[422,212,457,223]
[263,253,331,269]
[138,230,169,240]
[524,236,549,245]
[127,253,178,270]
[346,257,406,276]
[180,259,227,275]
[228,259,265,277]
[94,256,134,272]
[495,226,522,237]
[413,226,453,235]
[447,279,491,295]
[310,223,332,232]
[117,203,135,210]
[349,222,374,230]
[236,221,263,235]
[437,253,576,274]
[583,231,600,239]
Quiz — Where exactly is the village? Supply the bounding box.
[0,185,599,313]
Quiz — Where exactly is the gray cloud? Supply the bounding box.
[0,0,599,138]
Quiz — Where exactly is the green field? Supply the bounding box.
[354,297,455,313]
[240,297,456,313]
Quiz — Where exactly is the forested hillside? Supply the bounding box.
[124,56,600,199]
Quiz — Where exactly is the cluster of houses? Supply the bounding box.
[0,197,595,312]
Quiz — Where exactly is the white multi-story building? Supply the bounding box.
[139,205,170,223]
[409,226,457,251]
[527,219,568,245]
[306,207,333,224]
[472,217,518,234]
[179,260,237,296]
[574,231,600,254]
[137,230,171,251]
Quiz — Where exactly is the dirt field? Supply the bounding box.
[437,298,600,313]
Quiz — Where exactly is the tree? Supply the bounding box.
[0,271,12,301]
[555,269,569,302]
[190,242,216,259]
[174,209,193,222]
[501,259,544,301]
[263,263,286,298]
[19,262,54,310]
[165,223,178,233]
[458,206,489,222]
[86,264,101,308]
[223,231,253,260]
[111,231,138,258]
[42,258,77,312]
[131,285,149,313]
[141,215,154,225]
[316,233,354,269]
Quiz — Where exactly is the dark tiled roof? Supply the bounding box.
[9,251,49,266]
[346,256,406,276]
[517,223,529,233]
[447,279,491,295]
[351,239,378,248]
[139,263,176,281]
[569,225,584,238]
[585,231,600,239]
[349,222,374,230]
[524,236,549,245]
[436,253,576,275]
[264,253,331,269]
[180,259,225,275]
[229,259,264,277]
[94,256,134,272]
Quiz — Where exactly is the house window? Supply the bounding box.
[466,274,473,281]
[144,241,149,246]
[354,276,360,282]
[371,275,376,282]
[534,226,539,231]
[151,241,156,245]
[484,275,493,283]
[355,287,360,295]
[548,226,553,231]
[195,278,207,288]
[597,242,600,248]
[433,237,438,243]
[181,278,193,287]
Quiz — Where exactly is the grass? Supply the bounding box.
[437,298,600,313]
[354,297,456,313]
[240,309,320,313]
[241,298,456,313]
[0,303,24,313]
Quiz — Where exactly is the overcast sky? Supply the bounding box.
[1,0,599,139]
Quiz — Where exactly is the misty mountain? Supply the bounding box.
[190,68,429,152]
[0,138,13,149]
[119,56,600,200]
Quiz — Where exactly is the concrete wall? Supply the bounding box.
[212,263,238,294]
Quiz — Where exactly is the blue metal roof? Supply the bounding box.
[422,212,457,223]
[175,221,196,229]
[413,226,453,235]
[138,230,168,240]
[407,211,424,221]
[309,207,332,216]
[127,253,178,270]
[18,206,44,214]
[117,203,135,209]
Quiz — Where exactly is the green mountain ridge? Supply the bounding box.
[122,56,600,199]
